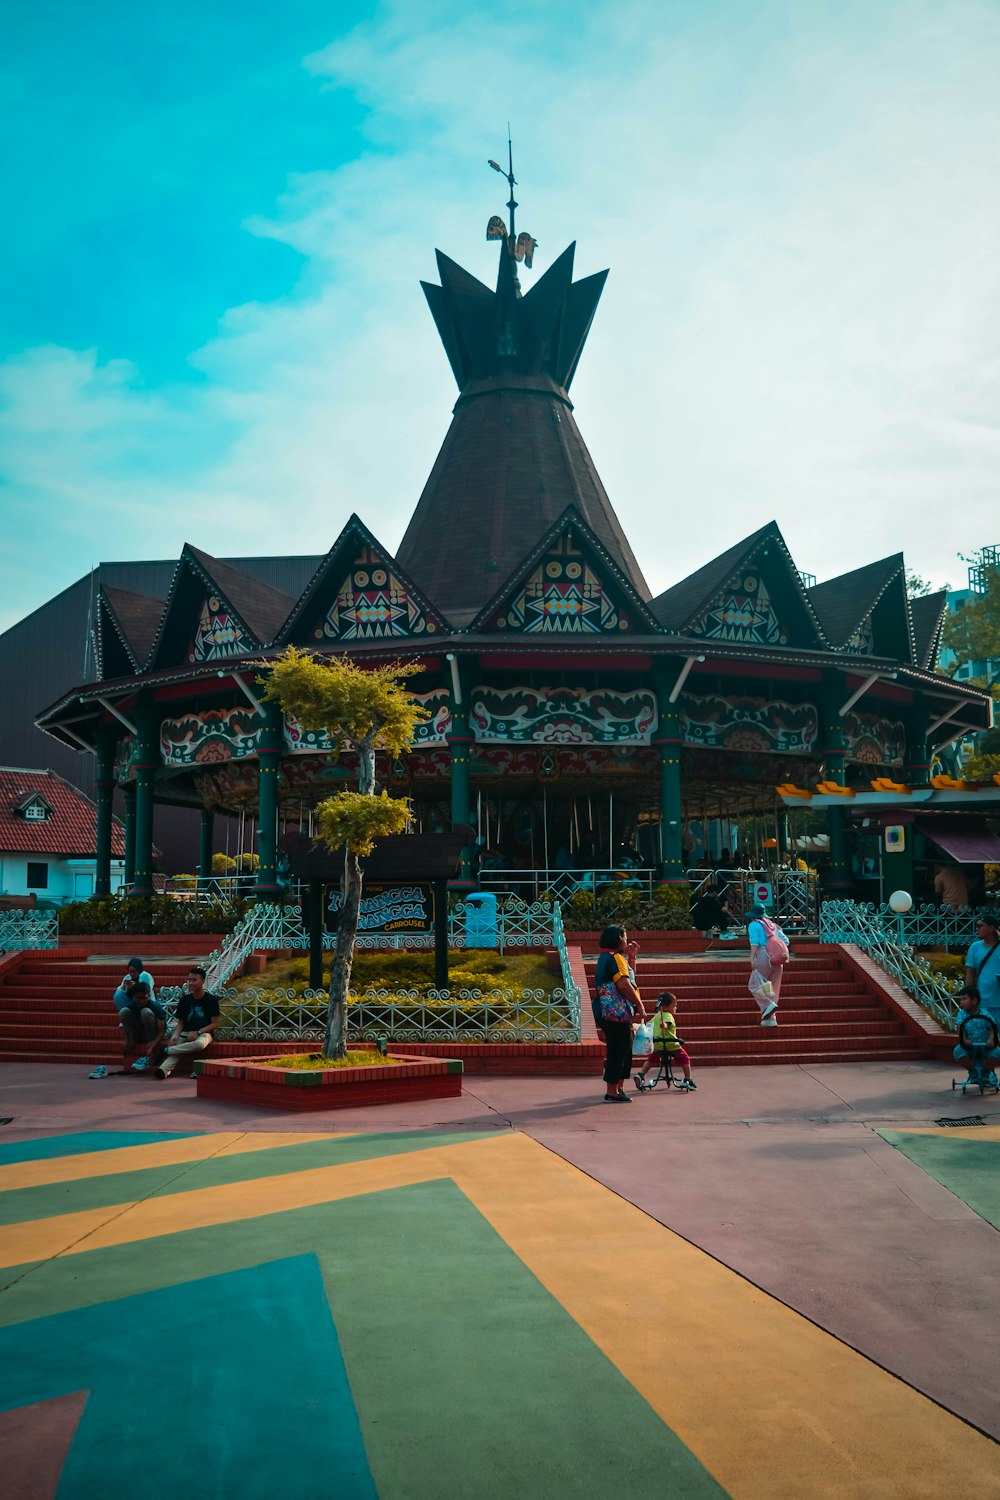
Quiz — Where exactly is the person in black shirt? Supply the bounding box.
[153,966,221,1079]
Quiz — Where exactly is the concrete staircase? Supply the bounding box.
[0,951,200,1066]
[584,944,935,1066]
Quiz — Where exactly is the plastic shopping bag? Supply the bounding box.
[748,969,774,1000]
[633,1021,653,1056]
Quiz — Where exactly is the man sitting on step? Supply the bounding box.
[119,981,166,1073]
[153,966,221,1079]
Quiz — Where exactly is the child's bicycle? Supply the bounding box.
[952,1055,1000,1096]
[635,1045,688,1092]
[952,1013,1000,1096]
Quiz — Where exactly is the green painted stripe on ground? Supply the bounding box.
[879,1130,1000,1228]
[0,1131,203,1165]
[0,1180,729,1499]
[0,1130,493,1227]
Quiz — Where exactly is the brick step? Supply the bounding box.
[625,982,872,997]
[676,1034,923,1058]
[13,967,193,982]
[0,984,190,1001]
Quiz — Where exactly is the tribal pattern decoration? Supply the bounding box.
[495,534,629,633]
[160,708,260,767]
[188,594,255,663]
[843,616,875,655]
[678,694,818,754]
[689,572,787,646]
[471,686,656,744]
[314,548,435,641]
[114,735,137,784]
[843,711,905,766]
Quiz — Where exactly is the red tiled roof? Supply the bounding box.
[0,768,125,857]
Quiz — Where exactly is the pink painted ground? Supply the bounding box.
[3,1058,998,1441]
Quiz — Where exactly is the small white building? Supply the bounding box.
[0,767,125,906]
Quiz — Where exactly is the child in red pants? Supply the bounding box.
[636,992,697,1091]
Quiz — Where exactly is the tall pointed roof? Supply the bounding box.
[395,239,649,625]
[807,555,904,649]
[909,589,950,670]
[98,585,165,676]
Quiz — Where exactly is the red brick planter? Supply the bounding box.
[194,1048,464,1111]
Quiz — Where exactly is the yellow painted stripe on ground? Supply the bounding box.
[0,1132,346,1192]
[4,1133,995,1498]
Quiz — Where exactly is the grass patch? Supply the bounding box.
[232,948,557,998]
[258,1051,400,1070]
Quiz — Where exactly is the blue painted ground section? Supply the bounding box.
[0,1254,376,1500]
[0,1131,203,1165]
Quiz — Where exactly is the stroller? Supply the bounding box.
[952,1012,1000,1096]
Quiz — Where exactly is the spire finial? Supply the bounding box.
[486,135,537,281]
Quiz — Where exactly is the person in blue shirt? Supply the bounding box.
[965,913,1000,1024]
[113,956,156,1014]
[119,981,166,1073]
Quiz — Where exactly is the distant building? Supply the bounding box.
[938,545,1000,685]
[0,767,126,905]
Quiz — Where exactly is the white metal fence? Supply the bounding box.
[818,899,977,1029]
[0,909,59,953]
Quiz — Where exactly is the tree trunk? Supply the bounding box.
[325,848,361,1057]
[323,736,377,1058]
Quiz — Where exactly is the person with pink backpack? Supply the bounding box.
[746,902,790,1026]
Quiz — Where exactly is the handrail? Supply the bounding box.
[0,909,59,953]
[819,900,963,1029]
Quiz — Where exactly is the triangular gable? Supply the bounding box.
[651,522,826,650]
[275,515,449,646]
[471,506,661,637]
[808,555,913,660]
[909,589,949,671]
[96,585,165,678]
[148,546,266,671]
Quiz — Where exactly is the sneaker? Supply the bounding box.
[152,1067,166,1079]
[760,1000,779,1022]
[684,1079,698,1090]
[88,1065,108,1079]
[130,1057,149,1072]
[990,1074,1000,1089]
[616,1092,633,1102]
[760,1017,778,1028]
[634,1076,646,1092]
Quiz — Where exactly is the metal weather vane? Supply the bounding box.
[487,132,537,269]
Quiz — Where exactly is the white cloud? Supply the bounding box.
[2,0,1000,631]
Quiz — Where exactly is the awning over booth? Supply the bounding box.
[918,819,1000,863]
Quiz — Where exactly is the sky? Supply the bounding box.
[1,0,999,632]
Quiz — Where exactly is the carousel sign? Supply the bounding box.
[324,881,434,934]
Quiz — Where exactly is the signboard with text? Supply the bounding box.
[324,881,434,935]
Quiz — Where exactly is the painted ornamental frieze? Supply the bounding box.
[188,594,256,663]
[284,690,450,754]
[160,707,261,767]
[688,571,786,647]
[313,547,436,641]
[493,534,630,634]
[843,711,905,766]
[677,694,818,754]
[471,686,657,744]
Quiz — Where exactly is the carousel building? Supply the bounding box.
[35,207,995,909]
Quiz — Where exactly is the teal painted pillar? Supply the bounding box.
[131,700,160,898]
[255,702,284,901]
[446,657,474,890]
[122,786,136,887]
[198,809,215,890]
[93,728,117,897]
[820,673,852,898]
[905,693,931,785]
[653,676,685,883]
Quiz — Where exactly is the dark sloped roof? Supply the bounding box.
[909,589,950,670]
[396,392,649,626]
[807,554,904,648]
[101,585,165,667]
[649,523,776,632]
[185,545,296,644]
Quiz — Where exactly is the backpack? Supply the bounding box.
[759,917,790,966]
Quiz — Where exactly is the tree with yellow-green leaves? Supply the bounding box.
[260,647,423,1056]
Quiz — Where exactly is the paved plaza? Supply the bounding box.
[2,1058,999,1498]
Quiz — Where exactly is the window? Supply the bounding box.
[26,863,48,889]
[24,803,48,821]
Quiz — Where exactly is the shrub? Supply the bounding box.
[561,883,691,932]
[59,892,261,935]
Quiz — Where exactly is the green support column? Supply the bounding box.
[905,693,932,786]
[255,701,284,901]
[653,677,685,883]
[93,728,117,897]
[131,700,160,898]
[198,809,215,890]
[122,786,136,887]
[820,673,852,898]
[446,656,474,890]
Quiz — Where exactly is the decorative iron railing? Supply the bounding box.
[198,985,577,1045]
[819,900,962,1029]
[0,909,59,953]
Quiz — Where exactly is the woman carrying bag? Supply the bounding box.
[747,903,789,1026]
[593,925,644,1102]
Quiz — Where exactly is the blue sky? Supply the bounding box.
[2,0,999,630]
